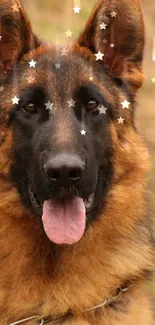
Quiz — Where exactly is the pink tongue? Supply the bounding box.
[42,197,86,245]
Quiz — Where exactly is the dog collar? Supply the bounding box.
[9,285,129,325]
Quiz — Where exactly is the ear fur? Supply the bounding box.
[0,0,39,80]
[78,0,145,94]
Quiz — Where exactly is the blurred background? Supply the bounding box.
[22,0,155,213]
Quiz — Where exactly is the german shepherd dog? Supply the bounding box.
[0,0,154,324]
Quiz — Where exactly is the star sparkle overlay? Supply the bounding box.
[67,99,76,108]
[55,63,61,69]
[73,6,81,14]
[65,30,73,38]
[121,100,130,109]
[117,117,124,124]
[45,101,54,110]
[28,60,37,68]
[11,3,20,12]
[12,96,20,105]
[95,51,104,61]
[61,48,69,56]
[103,39,108,44]
[110,11,117,18]
[0,86,4,92]
[100,22,107,30]
[99,105,108,115]
[80,130,86,136]
[27,76,35,84]
[2,1,149,131]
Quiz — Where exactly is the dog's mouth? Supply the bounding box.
[28,186,94,245]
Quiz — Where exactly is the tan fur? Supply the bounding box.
[79,0,144,94]
[0,124,153,324]
[0,0,154,324]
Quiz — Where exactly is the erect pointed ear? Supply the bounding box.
[78,0,144,95]
[0,0,39,80]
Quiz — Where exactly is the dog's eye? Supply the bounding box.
[86,100,100,111]
[22,104,37,114]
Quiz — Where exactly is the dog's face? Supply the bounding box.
[10,48,115,245]
[0,0,144,245]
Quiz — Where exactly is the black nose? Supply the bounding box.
[44,153,85,186]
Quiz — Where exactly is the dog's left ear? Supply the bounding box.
[0,0,39,80]
[78,0,144,95]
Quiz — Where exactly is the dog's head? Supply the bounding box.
[0,0,147,245]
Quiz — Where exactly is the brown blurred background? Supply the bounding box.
[22,0,155,212]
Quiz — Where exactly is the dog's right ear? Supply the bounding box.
[0,0,39,80]
[78,0,145,95]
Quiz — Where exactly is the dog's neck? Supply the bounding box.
[0,177,153,323]
[9,285,130,325]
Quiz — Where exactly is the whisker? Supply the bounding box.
[16,173,33,183]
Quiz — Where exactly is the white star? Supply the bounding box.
[99,105,108,115]
[12,96,20,105]
[61,48,69,56]
[89,76,94,81]
[100,22,107,30]
[110,11,117,18]
[0,86,4,92]
[117,117,124,124]
[28,60,37,68]
[73,6,81,13]
[11,3,20,12]
[151,77,155,83]
[27,76,35,84]
[65,30,73,38]
[55,63,61,69]
[67,99,76,107]
[45,101,54,110]
[103,39,108,44]
[95,51,104,61]
[110,43,115,48]
[121,99,130,109]
[80,130,86,135]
